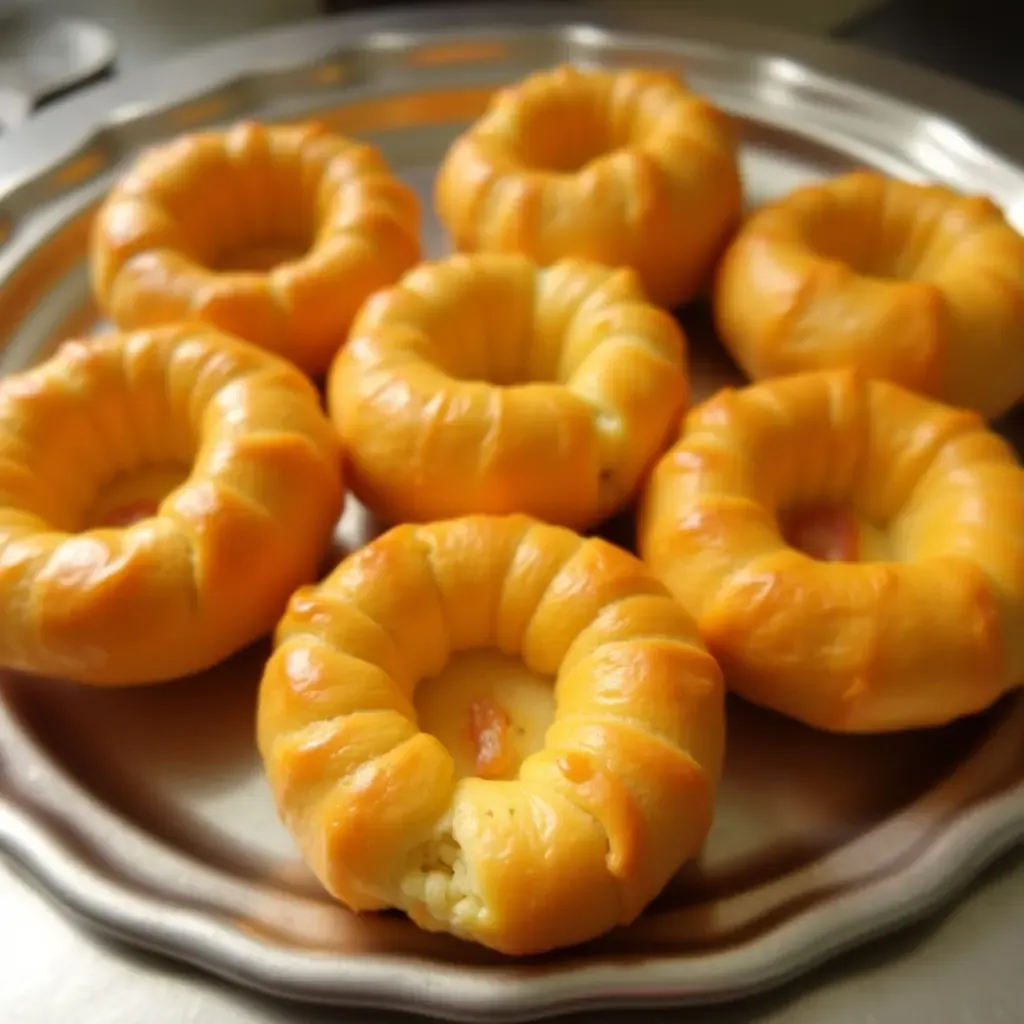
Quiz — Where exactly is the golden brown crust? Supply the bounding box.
[637,368,1024,732]
[435,65,743,309]
[90,121,422,376]
[327,251,689,530]
[0,323,344,685]
[257,514,724,955]
[714,171,1024,418]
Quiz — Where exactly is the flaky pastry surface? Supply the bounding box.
[436,65,743,309]
[91,120,421,376]
[639,369,1024,732]
[0,323,343,685]
[715,171,1024,418]
[257,514,724,955]
[328,252,688,529]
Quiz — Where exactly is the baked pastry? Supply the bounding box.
[638,368,1024,733]
[257,514,724,955]
[327,252,688,530]
[90,120,421,377]
[0,323,343,685]
[435,64,743,309]
[714,170,1024,419]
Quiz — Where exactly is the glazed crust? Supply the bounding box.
[90,121,421,377]
[435,65,743,309]
[327,252,689,530]
[0,324,344,685]
[714,171,1024,419]
[257,514,725,956]
[638,369,1024,733]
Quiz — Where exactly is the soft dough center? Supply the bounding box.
[414,649,555,782]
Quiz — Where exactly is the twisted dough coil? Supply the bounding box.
[714,171,1024,419]
[328,252,688,530]
[0,324,343,685]
[90,120,421,377]
[257,514,725,955]
[638,369,1024,733]
[435,65,743,309]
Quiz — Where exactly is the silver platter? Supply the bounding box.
[1,4,1023,1021]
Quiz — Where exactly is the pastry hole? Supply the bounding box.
[215,243,309,273]
[794,184,944,282]
[504,82,627,173]
[84,462,191,530]
[414,649,555,783]
[400,265,537,386]
[194,149,318,273]
[778,502,891,563]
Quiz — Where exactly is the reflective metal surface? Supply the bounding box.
[0,10,117,130]
[0,5,1023,1021]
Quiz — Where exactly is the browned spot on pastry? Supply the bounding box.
[469,697,515,780]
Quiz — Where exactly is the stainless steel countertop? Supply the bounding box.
[2,2,1023,1022]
